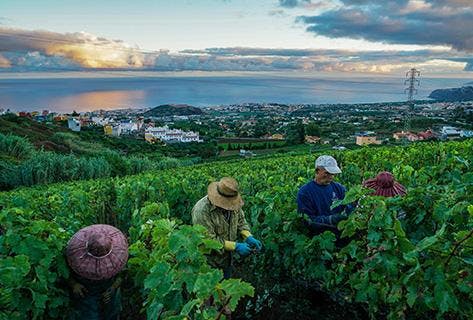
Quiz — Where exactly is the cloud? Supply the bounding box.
[297,0,473,51]
[445,57,473,71]
[279,0,311,8]
[0,53,10,67]
[0,27,471,74]
[1,51,81,71]
[0,27,146,68]
[268,9,289,17]
[278,0,332,10]
[179,47,472,73]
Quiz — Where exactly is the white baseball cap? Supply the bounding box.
[315,155,342,174]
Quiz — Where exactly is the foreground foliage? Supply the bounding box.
[0,139,472,319]
[0,132,198,191]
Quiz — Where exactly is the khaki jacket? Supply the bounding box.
[191,196,251,268]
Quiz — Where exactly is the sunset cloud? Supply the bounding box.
[0,53,11,67]
[0,27,471,74]
[0,28,145,68]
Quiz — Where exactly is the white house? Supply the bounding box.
[461,130,473,138]
[144,126,201,143]
[67,118,81,132]
[441,126,462,139]
[91,116,110,126]
[119,120,139,135]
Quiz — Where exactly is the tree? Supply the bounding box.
[286,120,305,145]
[305,122,321,137]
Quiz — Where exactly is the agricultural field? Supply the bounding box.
[0,139,472,319]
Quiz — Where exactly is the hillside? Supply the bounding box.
[1,139,472,319]
[0,113,70,152]
[0,115,203,191]
[143,104,204,117]
[429,86,473,101]
[0,114,164,155]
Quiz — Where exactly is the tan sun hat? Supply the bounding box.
[207,177,244,211]
[66,224,128,281]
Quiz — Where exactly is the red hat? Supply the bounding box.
[66,224,128,281]
[363,171,407,197]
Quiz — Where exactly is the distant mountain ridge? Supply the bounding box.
[429,86,473,102]
[143,104,204,117]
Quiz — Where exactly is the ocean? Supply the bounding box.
[0,72,470,112]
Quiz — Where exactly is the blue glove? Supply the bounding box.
[328,213,347,225]
[245,236,262,251]
[235,242,252,257]
[345,203,356,215]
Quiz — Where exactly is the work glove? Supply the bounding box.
[328,214,347,225]
[345,203,357,215]
[72,283,88,298]
[235,242,252,257]
[102,287,117,305]
[245,236,262,252]
[306,220,338,234]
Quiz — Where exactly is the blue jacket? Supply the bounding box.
[297,180,349,226]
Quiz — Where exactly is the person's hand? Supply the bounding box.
[245,236,262,252]
[102,288,113,304]
[235,242,252,257]
[345,203,357,214]
[328,214,347,225]
[72,283,87,298]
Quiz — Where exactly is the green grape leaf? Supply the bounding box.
[179,298,200,316]
[416,223,446,251]
[434,281,458,314]
[218,279,254,311]
[0,255,30,287]
[192,269,222,300]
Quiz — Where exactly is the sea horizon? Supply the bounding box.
[1,72,471,113]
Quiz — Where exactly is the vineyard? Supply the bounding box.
[0,139,472,319]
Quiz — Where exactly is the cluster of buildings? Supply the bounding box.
[355,131,383,146]
[4,100,472,149]
[144,126,202,143]
[103,120,144,136]
[392,130,436,142]
[98,119,202,143]
[355,126,473,146]
[392,126,473,142]
[3,108,202,144]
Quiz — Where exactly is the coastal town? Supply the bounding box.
[1,100,472,153]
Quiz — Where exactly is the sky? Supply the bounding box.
[0,0,472,75]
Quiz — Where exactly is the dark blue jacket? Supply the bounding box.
[297,180,349,225]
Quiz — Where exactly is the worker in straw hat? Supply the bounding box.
[192,177,262,279]
[66,224,128,320]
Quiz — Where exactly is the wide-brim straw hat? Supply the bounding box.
[66,224,128,281]
[363,171,407,197]
[207,177,244,211]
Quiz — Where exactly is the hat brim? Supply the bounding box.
[363,179,407,197]
[66,224,128,281]
[325,166,342,174]
[207,182,244,211]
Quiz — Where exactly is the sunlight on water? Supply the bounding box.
[49,90,146,111]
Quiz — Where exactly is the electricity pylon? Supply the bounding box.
[404,68,421,134]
